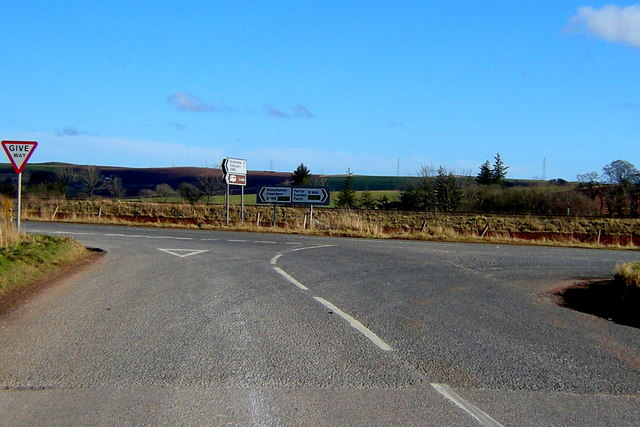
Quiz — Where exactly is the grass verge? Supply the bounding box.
[0,234,92,310]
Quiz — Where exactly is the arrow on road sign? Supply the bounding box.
[1,141,38,174]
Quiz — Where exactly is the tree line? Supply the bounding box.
[296,156,639,217]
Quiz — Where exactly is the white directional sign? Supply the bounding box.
[1,141,38,174]
[258,186,330,205]
[221,158,247,175]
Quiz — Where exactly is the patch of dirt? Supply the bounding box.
[554,280,639,329]
[0,248,105,317]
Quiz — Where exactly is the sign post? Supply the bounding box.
[221,158,248,225]
[1,141,38,231]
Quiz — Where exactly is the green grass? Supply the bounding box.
[0,234,89,299]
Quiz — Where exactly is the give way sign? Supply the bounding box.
[1,141,38,174]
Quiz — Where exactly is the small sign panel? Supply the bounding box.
[292,187,330,205]
[225,173,247,186]
[222,158,247,175]
[258,186,292,204]
[1,141,38,174]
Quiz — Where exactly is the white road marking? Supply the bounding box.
[253,240,277,244]
[270,254,283,265]
[273,267,309,290]
[313,297,393,352]
[284,242,302,245]
[173,237,193,240]
[227,239,249,243]
[200,238,219,241]
[158,249,210,258]
[431,383,504,427]
[290,244,336,252]
[52,231,95,236]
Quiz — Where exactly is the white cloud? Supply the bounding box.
[167,92,233,113]
[568,5,640,48]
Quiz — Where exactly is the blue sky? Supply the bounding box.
[1,1,639,179]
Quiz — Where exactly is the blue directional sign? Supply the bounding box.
[258,186,330,205]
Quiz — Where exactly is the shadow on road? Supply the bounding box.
[556,280,639,329]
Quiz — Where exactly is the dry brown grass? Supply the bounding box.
[614,262,640,289]
[20,198,639,250]
[0,197,20,248]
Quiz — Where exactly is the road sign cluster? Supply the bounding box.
[221,158,247,186]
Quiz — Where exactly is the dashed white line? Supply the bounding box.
[227,239,249,243]
[290,244,336,252]
[431,383,503,427]
[273,267,309,291]
[313,297,393,352]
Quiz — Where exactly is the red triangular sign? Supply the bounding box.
[1,141,38,174]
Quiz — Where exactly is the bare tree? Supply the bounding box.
[53,167,78,198]
[196,173,224,204]
[79,166,103,199]
[104,176,126,199]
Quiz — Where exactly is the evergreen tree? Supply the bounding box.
[476,160,493,185]
[291,163,312,186]
[491,153,509,185]
[336,173,357,207]
[359,190,377,209]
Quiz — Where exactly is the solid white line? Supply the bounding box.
[289,244,336,252]
[273,267,309,290]
[431,383,503,427]
[313,297,393,352]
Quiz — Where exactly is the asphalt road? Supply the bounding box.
[0,221,638,426]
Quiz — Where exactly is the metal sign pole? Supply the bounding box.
[225,183,230,225]
[272,204,276,227]
[241,185,245,222]
[16,172,22,232]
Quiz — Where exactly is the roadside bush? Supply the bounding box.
[614,262,640,289]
